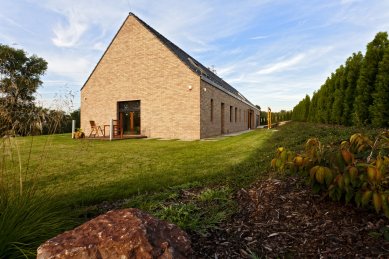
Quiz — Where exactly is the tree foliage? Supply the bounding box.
[291,32,389,128]
[291,95,310,121]
[354,32,388,125]
[342,52,363,126]
[370,45,389,127]
[0,44,47,135]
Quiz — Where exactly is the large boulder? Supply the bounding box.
[37,208,192,259]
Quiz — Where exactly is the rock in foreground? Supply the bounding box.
[37,208,192,259]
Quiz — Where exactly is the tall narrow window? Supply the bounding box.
[239,109,241,122]
[210,99,214,122]
[235,107,237,122]
[230,106,233,122]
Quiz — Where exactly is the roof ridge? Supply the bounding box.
[82,12,257,109]
[129,13,255,106]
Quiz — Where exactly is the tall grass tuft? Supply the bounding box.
[0,189,71,258]
[0,99,75,258]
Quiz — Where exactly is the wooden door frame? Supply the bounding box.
[248,109,254,129]
[129,112,134,133]
[117,100,141,135]
[221,102,225,134]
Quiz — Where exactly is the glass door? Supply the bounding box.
[118,100,141,135]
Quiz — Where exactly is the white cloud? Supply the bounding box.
[256,54,306,75]
[93,42,106,51]
[0,14,35,35]
[0,32,15,45]
[52,9,88,47]
[132,0,270,53]
[44,53,93,82]
[216,65,239,78]
[37,0,126,48]
[340,0,361,5]
[250,35,269,40]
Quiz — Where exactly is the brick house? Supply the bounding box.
[81,13,260,140]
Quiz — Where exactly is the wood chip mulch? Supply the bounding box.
[191,176,389,258]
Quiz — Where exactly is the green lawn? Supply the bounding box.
[16,129,274,206]
[16,121,378,207]
[9,121,380,215]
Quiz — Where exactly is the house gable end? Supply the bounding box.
[81,15,130,91]
[82,13,256,112]
[81,14,198,92]
[80,14,201,140]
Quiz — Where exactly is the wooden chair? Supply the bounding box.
[89,120,103,137]
[112,119,123,139]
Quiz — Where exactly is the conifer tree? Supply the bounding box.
[292,94,311,121]
[303,95,310,121]
[331,66,346,124]
[370,45,389,127]
[342,52,363,125]
[354,32,388,125]
[325,74,336,123]
[317,80,330,123]
[308,92,318,122]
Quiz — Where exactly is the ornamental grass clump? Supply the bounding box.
[0,135,73,258]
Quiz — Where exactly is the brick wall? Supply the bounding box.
[81,15,200,140]
[200,80,260,138]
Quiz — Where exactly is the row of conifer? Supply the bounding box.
[291,32,389,127]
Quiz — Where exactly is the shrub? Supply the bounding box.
[271,131,389,217]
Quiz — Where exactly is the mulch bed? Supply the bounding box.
[191,176,389,258]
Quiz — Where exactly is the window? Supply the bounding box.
[235,107,237,122]
[239,109,241,122]
[230,106,233,122]
[210,99,214,122]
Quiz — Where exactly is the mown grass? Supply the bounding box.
[14,121,378,215]
[17,129,274,206]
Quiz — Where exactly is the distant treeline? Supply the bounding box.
[258,106,292,126]
[292,32,389,127]
[40,108,80,134]
[29,107,80,135]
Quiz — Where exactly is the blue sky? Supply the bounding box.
[1,0,389,112]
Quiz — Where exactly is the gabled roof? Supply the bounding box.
[82,13,257,109]
[129,13,256,107]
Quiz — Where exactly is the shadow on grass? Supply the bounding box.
[54,129,276,208]
[46,122,376,215]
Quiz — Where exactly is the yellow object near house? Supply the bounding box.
[268,107,272,129]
